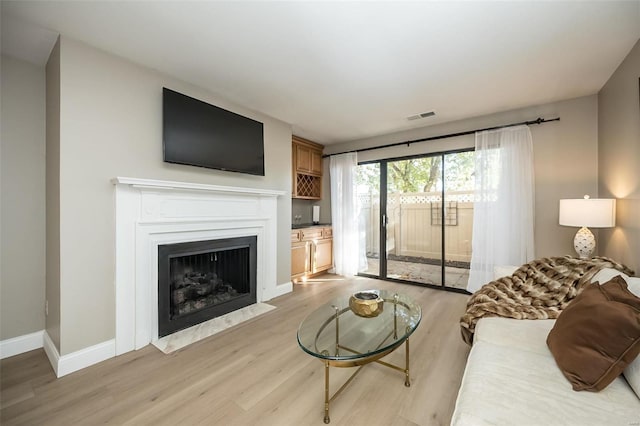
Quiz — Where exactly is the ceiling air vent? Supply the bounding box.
[407,111,435,121]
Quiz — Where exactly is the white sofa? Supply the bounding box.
[451,268,640,426]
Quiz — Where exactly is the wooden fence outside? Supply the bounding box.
[359,191,474,263]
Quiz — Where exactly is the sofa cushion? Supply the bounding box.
[474,317,555,356]
[546,276,640,391]
[623,276,640,399]
[451,318,640,426]
[590,267,631,287]
[628,276,640,297]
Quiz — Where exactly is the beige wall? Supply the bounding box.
[46,40,61,350]
[0,55,46,340]
[53,37,292,355]
[598,39,640,274]
[325,95,600,259]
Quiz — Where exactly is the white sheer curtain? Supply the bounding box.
[467,125,535,293]
[330,153,359,276]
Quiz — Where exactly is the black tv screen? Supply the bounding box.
[163,88,265,176]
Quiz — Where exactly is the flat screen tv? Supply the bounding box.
[163,88,265,176]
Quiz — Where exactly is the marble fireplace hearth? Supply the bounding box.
[153,302,276,354]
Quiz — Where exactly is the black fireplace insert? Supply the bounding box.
[158,236,257,337]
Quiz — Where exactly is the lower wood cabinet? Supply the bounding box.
[291,241,310,277]
[291,226,333,282]
[313,238,333,273]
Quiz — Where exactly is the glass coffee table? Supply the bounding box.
[297,290,422,423]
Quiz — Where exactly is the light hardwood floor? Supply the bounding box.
[0,275,470,426]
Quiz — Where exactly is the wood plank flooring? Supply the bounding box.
[0,275,471,426]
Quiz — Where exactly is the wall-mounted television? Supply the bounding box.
[162,88,265,176]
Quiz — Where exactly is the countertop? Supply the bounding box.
[291,223,332,230]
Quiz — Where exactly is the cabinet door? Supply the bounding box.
[310,150,323,175]
[292,241,309,277]
[295,144,312,173]
[313,238,333,273]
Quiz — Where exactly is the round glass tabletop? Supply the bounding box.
[297,290,422,361]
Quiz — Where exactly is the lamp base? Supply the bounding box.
[573,226,595,259]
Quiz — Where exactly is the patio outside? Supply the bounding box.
[357,154,474,291]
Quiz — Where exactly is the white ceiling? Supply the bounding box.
[2,1,639,144]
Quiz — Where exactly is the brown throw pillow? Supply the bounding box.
[546,275,640,391]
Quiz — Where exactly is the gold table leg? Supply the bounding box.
[319,339,412,423]
[405,337,411,387]
[318,299,413,423]
[324,360,330,424]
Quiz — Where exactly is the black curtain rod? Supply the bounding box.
[323,117,560,158]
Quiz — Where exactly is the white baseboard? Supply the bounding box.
[263,281,292,301]
[57,339,116,377]
[43,331,60,376]
[0,330,44,359]
[43,332,115,378]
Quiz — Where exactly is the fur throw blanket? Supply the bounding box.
[460,256,633,345]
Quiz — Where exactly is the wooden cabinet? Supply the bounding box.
[311,150,323,175]
[313,238,333,273]
[294,140,323,176]
[291,241,310,278]
[292,136,324,199]
[291,226,333,282]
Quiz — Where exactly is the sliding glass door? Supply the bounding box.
[443,151,474,290]
[357,163,381,276]
[356,150,473,291]
[386,156,443,285]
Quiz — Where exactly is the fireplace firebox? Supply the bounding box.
[158,236,257,337]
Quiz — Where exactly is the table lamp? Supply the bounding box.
[559,195,616,259]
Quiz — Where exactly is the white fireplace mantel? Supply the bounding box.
[111,177,286,197]
[113,177,288,356]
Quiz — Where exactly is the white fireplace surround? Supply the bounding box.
[113,177,288,356]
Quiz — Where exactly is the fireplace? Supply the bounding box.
[157,236,257,337]
[113,177,290,355]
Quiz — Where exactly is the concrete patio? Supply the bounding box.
[361,257,469,291]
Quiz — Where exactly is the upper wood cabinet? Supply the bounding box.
[292,136,324,199]
[295,144,321,175]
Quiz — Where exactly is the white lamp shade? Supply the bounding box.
[559,198,616,228]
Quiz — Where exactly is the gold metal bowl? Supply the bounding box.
[349,291,384,318]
